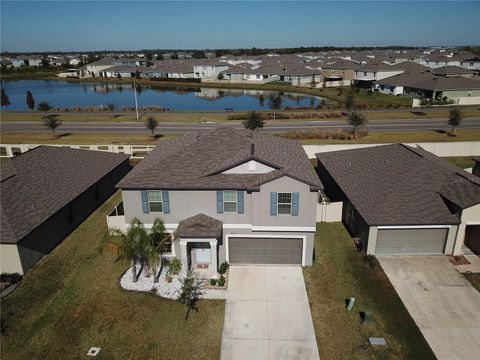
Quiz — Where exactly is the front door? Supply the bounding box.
[196,247,211,264]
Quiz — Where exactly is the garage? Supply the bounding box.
[228,237,303,265]
[375,228,448,255]
[465,225,480,255]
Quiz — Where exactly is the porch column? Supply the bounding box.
[210,240,218,275]
[180,240,188,273]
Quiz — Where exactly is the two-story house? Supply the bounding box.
[115,129,323,276]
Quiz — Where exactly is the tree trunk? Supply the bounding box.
[273,110,276,121]
[354,126,358,140]
[131,260,137,282]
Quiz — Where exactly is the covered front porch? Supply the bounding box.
[176,213,222,278]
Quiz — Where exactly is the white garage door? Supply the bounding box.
[375,228,448,255]
[229,237,303,265]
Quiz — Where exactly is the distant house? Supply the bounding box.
[353,63,404,87]
[193,61,229,79]
[430,66,476,78]
[0,146,130,275]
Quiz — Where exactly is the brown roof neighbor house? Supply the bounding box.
[1,146,131,274]
[316,144,480,256]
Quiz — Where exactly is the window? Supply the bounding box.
[363,72,367,76]
[223,190,237,213]
[148,191,163,212]
[277,192,292,215]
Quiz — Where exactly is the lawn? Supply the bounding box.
[0,192,225,360]
[442,156,475,169]
[303,222,435,360]
[0,132,178,145]
[297,129,480,144]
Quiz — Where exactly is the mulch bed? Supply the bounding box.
[448,255,471,266]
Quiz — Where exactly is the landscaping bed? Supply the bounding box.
[303,222,436,359]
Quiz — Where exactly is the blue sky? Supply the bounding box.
[1,1,479,52]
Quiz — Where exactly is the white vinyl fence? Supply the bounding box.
[317,202,343,222]
[1,141,479,160]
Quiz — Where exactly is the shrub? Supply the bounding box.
[364,255,377,269]
[0,273,22,284]
[218,261,229,275]
[217,275,225,286]
[209,278,217,286]
[167,257,182,276]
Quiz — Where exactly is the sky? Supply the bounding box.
[1,1,479,52]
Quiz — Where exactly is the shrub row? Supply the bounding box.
[282,129,369,141]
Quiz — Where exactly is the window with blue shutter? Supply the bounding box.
[216,191,223,214]
[237,191,244,214]
[292,192,299,216]
[162,191,170,214]
[270,192,277,216]
[141,190,149,214]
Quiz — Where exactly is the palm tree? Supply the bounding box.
[447,108,462,137]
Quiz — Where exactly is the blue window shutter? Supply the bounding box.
[237,191,244,214]
[141,190,149,214]
[216,191,223,214]
[162,191,170,214]
[270,192,277,216]
[292,192,299,216]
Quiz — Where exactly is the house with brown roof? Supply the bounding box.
[115,129,323,276]
[0,146,131,274]
[316,144,480,256]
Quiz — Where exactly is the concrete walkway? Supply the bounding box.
[220,266,320,360]
[379,256,480,360]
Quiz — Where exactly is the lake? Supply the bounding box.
[0,80,332,111]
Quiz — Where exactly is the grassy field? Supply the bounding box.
[464,273,480,293]
[443,156,476,169]
[297,129,480,144]
[0,192,225,360]
[304,223,435,360]
[2,108,480,123]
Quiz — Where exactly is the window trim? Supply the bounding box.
[277,192,292,216]
[147,190,163,213]
[223,190,238,213]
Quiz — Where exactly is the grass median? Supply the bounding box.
[0,191,225,360]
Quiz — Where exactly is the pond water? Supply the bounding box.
[0,80,332,111]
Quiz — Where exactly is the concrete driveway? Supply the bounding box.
[221,266,320,360]
[378,256,480,360]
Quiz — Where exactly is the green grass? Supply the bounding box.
[442,156,475,169]
[303,223,435,360]
[0,192,225,360]
[464,273,480,293]
[296,129,480,144]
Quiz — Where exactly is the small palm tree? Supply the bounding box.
[447,108,462,137]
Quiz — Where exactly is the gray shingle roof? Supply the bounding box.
[316,144,480,226]
[1,146,130,244]
[176,213,222,238]
[117,128,322,191]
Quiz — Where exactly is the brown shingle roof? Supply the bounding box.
[117,129,322,191]
[176,213,222,238]
[1,146,130,244]
[316,144,480,226]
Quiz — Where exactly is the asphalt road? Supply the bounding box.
[2,117,480,134]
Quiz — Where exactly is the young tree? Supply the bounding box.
[347,112,367,140]
[258,94,265,108]
[42,114,62,137]
[1,88,10,108]
[145,116,158,137]
[107,103,116,112]
[37,101,52,115]
[448,108,462,136]
[243,111,264,132]
[145,218,169,283]
[344,93,354,111]
[268,94,282,120]
[26,90,35,110]
[177,270,206,321]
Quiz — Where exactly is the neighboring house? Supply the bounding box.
[115,129,323,276]
[353,64,404,87]
[321,61,355,86]
[316,144,480,256]
[0,146,131,275]
[430,66,476,78]
[11,58,27,68]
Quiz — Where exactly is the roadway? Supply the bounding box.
[2,117,480,134]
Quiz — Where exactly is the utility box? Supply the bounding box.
[361,311,374,325]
